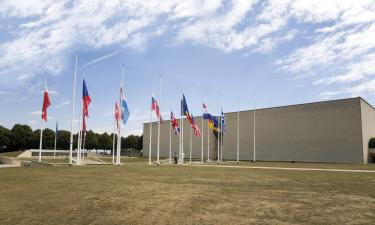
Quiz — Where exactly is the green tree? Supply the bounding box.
[56,130,71,150]
[0,126,11,152]
[10,124,34,150]
[32,128,55,149]
[98,132,111,150]
[85,130,99,149]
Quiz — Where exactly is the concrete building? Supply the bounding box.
[143,97,375,164]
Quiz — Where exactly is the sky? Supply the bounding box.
[0,0,375,136]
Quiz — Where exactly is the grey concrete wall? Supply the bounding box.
[143,98,365,163]
[360,99,375,163]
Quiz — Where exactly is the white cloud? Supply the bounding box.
[55,100,70,108]
[1,0,375,97]
[30,110,41,115]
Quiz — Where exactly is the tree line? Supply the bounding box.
[0,124,143,152]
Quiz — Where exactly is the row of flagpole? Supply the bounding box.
[148,90,257,165]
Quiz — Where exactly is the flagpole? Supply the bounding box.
[181,103,184,165]
[69,54,78,165]
[217,92,220,164]
[169,109,172,164]
[39,115,43,162]
[178,96,183,164]
[237,97,240,164]
[189,125,192,164]
[157,74,162,165]
[39,79,47,163]
[149,94,153,165]
[220,111,223,163]
[54,121,57,158]
[112,116,116,164]
[207,120,210,162]
[201,105,204,164]
[253,101,256,164]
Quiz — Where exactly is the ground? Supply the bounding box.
[0,157,374,225]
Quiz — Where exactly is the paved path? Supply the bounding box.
[0,164,20,169]
[184,164,375,173]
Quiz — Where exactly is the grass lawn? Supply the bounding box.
[0,164,374,225]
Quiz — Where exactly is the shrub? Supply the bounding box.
[369,138,375,148]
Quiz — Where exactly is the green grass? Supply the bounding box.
[0,164,374,224]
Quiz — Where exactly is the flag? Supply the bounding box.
[151,95,163,122]
[203,103,219,131]
[190,115,202,137]
[82,79,91,117]
[41,82,51,122]
[120,88,130,125]
[115,102,121,128]
[181,94,194,126]
[181,94,191,118]
[203,103,213,120]
[211,116,220,132]
[170,111,180,135]
[221,110,226,133]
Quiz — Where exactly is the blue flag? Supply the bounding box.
[221,109,226,133]
[181,94,190,117]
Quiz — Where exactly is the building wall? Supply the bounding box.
[360,99,375,163]
[143,98,365,163]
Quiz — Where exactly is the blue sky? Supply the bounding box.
[0,0,375,136]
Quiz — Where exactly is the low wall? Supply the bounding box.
[21,160,52,168]
[0,157,22,165]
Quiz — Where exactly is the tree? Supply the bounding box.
[57,130,71,150]
[85,130,99,149]
[0,126,11,152]
[32,128,55,149]
[10,124,34,150]
[98,132,111,150]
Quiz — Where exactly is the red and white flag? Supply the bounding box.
[151,95,163,122]
[115,102,121,128]
[41,82,51,122]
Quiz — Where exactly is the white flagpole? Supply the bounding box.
[117,66,125,166]
[237,97,240,164]
[220,110,223,163]
[217,93,220,164]
[39,116,43,162]
[169,109,172,164]
[54,121,57,158]
[77,118,82,164]
[149,95,153,165]
[253,101,256,164]
[201,105,204,164]
[178,96,183,164]
[39,79,46,162]
[207,120,210,162]
[69,54,78,165]
[157,75,162,165]
[189,125,192,163]
[112,118,116,164]
[181,98,184,165]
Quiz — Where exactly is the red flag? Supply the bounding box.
[82,79,91,117]
[115,102,121,128]
[41,83,51,122]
